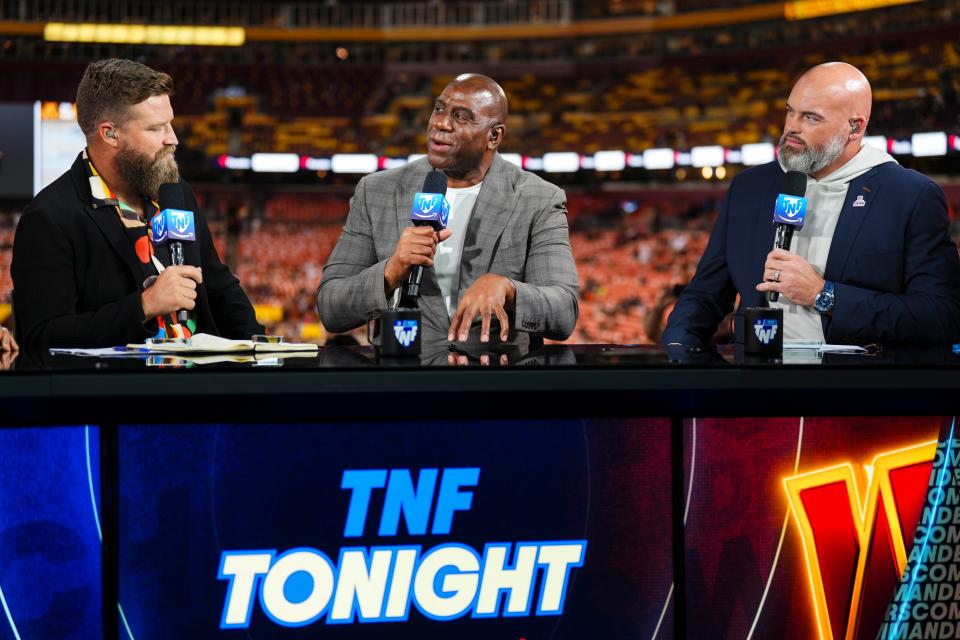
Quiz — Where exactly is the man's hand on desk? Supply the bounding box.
[448,351,510,366]
[448,274,516,343]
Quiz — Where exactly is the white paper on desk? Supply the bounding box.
[127,333,251,352]
[127,333,318,354]
[254,341,318,353]
[783,341,867,354]
[49,346,148,357]
[165,352,319,366]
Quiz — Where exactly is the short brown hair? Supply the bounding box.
[76,58,174,136]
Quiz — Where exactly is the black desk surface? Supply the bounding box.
[2,343,959,422]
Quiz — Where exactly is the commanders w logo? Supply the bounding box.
[783,441,936,640]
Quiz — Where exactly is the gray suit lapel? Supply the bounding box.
[454,154,517,308]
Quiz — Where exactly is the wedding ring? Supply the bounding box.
[773,269,781,282]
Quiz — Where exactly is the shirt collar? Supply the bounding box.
[82,148,159,226]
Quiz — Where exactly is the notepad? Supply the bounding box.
[126,333,319,353]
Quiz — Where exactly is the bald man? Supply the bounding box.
[318,74,578,347]
[664,62,960,347]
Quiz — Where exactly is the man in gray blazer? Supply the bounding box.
[317,74,579,347]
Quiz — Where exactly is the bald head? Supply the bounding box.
[794,62,872,123]
[779,62,874,178]
[447,73,509,122]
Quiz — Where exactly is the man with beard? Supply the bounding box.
[318,74,578,347]
[12,59,262,352]
[663,62,960,347]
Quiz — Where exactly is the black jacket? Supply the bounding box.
[11,153,263,351]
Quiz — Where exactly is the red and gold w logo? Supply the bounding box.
[783,441,936,640]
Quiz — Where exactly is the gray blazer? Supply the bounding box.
[317,154,579,345]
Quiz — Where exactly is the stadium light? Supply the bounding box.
[542,152,581,173]
[642,148,675,170]
[593,150,626,172]
[784,0,918,21]
[740,142,775,166]
[251,153,299,173]
[691,145,724,168]
[44,23,245,46]
[911,132,947,157]
[331,154,378,174]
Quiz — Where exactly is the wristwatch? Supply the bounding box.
[814,280,835,313]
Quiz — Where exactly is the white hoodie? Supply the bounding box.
[773,144,897,342]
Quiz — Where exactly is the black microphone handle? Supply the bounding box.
[401,220,441,305]
[169,241,190,322]
[405,265,425,299]
[768,224,795,303]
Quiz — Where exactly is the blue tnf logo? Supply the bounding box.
[393,320,418,348]
[151,209,196,243]
[411,193,450,228]
[150,211,168,242]
[773,194,807,227]
[753,319,779,345]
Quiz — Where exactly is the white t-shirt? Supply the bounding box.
[435,182,483,315]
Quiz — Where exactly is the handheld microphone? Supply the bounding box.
[152,183,197,322]
[768,171,808,303]
[402,170,450,304]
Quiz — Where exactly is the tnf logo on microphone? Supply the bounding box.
[393,319,418,348]
[411,193,450,228]
[151,209,196,243]
[753,319,778,345]
[774,194,808,227]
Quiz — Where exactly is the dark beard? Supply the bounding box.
[115,145,179,201]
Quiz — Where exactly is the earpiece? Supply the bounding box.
[106,129,116,139]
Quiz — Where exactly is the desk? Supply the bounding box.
[0,345,956,639]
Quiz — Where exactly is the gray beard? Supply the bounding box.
[778,129,847,175]
[115,146,179,201]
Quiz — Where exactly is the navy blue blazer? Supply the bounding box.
[663,161,960,346]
